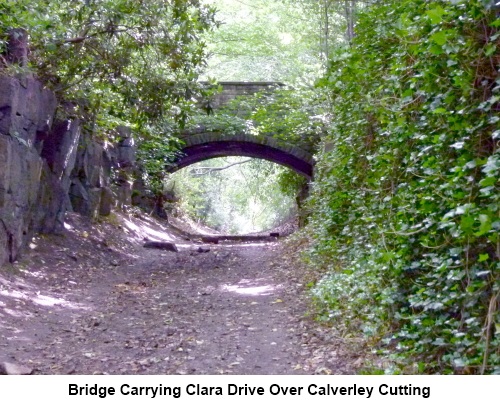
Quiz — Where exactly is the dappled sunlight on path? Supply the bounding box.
[0,211,357,375]
[221,278,279,296]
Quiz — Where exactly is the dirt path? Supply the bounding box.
[0,213,358,375]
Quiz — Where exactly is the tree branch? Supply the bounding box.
[60,27,134,45]
[189,159,252,176]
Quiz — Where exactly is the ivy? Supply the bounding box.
[309,0,499,374]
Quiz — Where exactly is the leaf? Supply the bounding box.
[430,31,447,46]
[426,6,446,24]
[485,44,497,57]
[451,141,464,149]
[479,177,496,187]
[433,337,446,345]
[464,160,477,169]
[478,254,489,262]
[476,214,492,236]
[45,42,57,52]
[459,216,474,233]
[429,43,444,55]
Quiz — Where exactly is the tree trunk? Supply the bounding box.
[154,194,168,219]
[7,28,28,67]
[344,0,356,44]
[296,181,310,228]
[322,0,330,61]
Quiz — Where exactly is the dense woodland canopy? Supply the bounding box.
[1,0,499,373]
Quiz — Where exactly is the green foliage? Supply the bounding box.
[282,0,370,57]
[136,123,184,196]
[201,0,324,83]
[185,111,250,136]
[169,157,299,234]
[309,0,500,374]
[0,0,218,129]
[1,1,220,200]
[246,87,328,151]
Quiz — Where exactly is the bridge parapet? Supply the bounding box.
[202,81,283,110]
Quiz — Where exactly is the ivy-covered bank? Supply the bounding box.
[309,0,499,373]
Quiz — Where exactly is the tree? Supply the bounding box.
[0,0,219,130]
[200,0,324,83]
[282,0,371,60]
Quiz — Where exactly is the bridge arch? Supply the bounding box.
[167,132,314,178]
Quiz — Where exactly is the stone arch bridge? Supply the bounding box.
[166,82,315,178]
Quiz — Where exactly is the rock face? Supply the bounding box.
[37,118,81,233]
[0,75,57,265]
[69,131,113,219]
[0,36,145,267]
[113,125,136,210]
[0,74,139,267]
[0,75,57,146]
